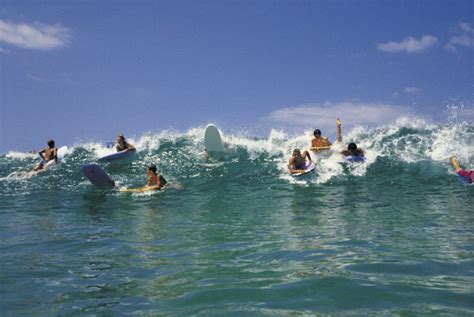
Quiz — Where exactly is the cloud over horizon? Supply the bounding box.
[0,20,71,50]
[377,35,438,53]
[267,102,410,130]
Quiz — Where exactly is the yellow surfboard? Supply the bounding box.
[119,185,161,193]
[310,146,331,152]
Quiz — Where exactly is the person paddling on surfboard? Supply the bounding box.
[451,155,473,184]
[311,129,332,152]
[147,165,168,189]
[116,134,135,152]
[336,118,365,158]
[34,139,58,171]
[289,149,313,175]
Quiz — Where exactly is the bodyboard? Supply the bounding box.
[81,163,115,188]
[98,149,136,163]
[291,161,316,176]
[346,155,366,163]
[119,186,161,193]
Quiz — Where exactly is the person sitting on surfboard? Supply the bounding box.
[451,155,473,184]
[34,139,58,171]
[115,134,135,152]
[336,118,365,157]
[147,165,168,189]
[311,129,331,152]
[289,149,313,175]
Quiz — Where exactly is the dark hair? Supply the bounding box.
[117,134,125,140]
[292,149,301,156]
[47,139,55,147]
[348,142,357,151]
[148,165,157,173]
[313,129,321,137]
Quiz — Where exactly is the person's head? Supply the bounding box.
[313,129,322,137]
[147,164,157,176]
[348,142,357,151]
[292,149,301,157]
[117,134,125,144]
[47,139,55,148]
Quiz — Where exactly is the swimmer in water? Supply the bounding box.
[34,139,58,171]
[288,149,313,175]
[451,155,473,184]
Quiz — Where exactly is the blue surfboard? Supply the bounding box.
[346,155,366,163]
[458,174,473,187]
[81,163,115,188]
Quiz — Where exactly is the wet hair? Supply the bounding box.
[313,129,322,137]
[117,134,125,140]
[292,149,301,156]
[348,142,357,151]
[148,165,157,174]
[47,139,55,147]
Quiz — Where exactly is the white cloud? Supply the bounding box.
[27,73,55,83]
[377,35,438,53]
[0,20,71,50]
[459,22,474,34]
[267,102,409,129]
[404,87,420,94]
[446,22,474,51]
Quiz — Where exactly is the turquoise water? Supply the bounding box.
[1,120,473,316]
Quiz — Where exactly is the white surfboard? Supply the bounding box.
[204,124,224,153]
[98,149,136,163]
[291,161,316,176]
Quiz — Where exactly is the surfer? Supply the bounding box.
[311,129,332,152]
[116,134,136,152]
[450,156,473,184]
[336,118,365,157]
[289,149,313,175]
[147,165,168,189]
[34,139,58,171]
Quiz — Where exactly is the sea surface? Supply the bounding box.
[1,119,473,316]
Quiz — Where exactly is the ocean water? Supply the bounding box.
[1,118,473,316]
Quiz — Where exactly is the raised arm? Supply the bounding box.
[336,118,342,143]
[451,155,462,172]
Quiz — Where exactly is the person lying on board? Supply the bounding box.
[289,149,313,175]
[311,129,332,152]
[34,139,58,171]
[451,155,473,184]
[147,165,168,189]
[116,134,136,152]
[336,118,365,157]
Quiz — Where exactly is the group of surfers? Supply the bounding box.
[33,134,167,190]
[30,120,474,185]
[288,118,474,184]
[288,118,365,175]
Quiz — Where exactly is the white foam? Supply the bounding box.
[6,118,472,184]
[5,151,37,160]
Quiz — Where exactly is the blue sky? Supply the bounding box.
[1,0,473,152]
